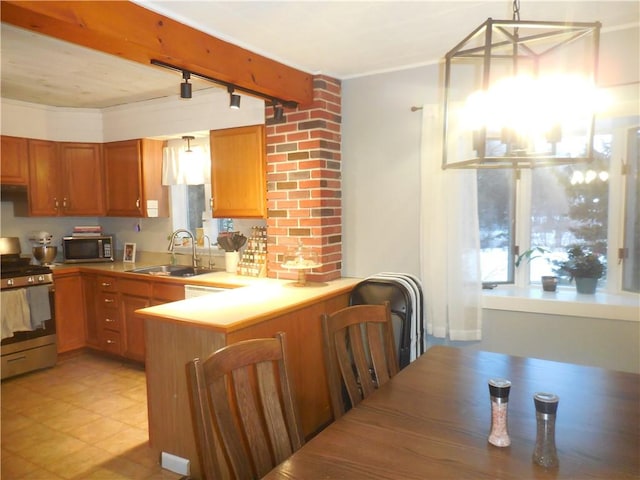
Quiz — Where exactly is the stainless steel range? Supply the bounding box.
[1,237,56,380]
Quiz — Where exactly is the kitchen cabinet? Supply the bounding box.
[0,135,29,185]
[54,271,87,353]
[95,274,123,356]
[103,138,168,217]
[82,272,100,348]
[27,140,104,216]
[210,124,267,218]
[119,278,151,362]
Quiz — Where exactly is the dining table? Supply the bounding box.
[263,345,639,479]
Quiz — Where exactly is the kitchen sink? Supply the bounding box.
[126,264,224,277]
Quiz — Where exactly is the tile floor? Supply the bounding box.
[1,352,185,479]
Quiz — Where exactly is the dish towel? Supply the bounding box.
[26,285,52,329]
[1,289,31,340]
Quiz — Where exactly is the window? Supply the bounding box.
[170,183,232,246]
[478,116,639,293]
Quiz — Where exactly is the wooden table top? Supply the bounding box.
[264,346,640,479]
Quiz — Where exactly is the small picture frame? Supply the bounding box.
[123,242,136,263]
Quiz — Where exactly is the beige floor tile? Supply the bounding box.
[39,406,102,433]
[44,444,114,480]
[1,352,179,480]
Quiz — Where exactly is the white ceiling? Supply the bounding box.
[1,1,638,109]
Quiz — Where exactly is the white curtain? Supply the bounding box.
[162,144,211,185]
[420,104,482,341]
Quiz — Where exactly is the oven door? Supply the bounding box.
[1,285,57,379]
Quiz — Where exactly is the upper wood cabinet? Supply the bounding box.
[28,140,104,216]
[1,135,29,185]
[210,124,267,218]
[103,138,168,217]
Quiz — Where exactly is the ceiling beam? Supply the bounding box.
[1,0,314,106]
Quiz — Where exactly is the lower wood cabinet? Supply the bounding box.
[54,271,87,353]
[119,278,152,363]
[83,273,185,362]
[96,275,122,356]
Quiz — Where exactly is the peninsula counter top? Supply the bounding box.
[135,276,361,333]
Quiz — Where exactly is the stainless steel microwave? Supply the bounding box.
[62,235,114,263]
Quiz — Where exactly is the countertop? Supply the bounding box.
[136,277,360,333]
[51,260,361,334]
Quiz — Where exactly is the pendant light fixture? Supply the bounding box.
[442,0,602,169]
[228,86,241,109]
[180,71,192,99]
[182,135,195,152]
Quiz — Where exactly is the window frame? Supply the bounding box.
[504,118,638,295]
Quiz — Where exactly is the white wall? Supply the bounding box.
[341,25,640,373]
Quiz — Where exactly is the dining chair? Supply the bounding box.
[186,331,305,480]
[321,301,399,419]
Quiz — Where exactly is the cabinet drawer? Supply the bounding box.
[98,276,118,292]
[101,329,122,355]
[100,293,119,310]
[119,278,152,297]
[100,315,121,331]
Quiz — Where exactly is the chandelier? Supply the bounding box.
[442,1,602,169]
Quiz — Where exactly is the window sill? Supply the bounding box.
[482,286,639,322]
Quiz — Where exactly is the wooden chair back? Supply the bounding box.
[321,302,399,419]
[187,331,305,480]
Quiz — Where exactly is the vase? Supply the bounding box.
[541,276,558,292]
[575,277,597,294]
[225,251,239,273]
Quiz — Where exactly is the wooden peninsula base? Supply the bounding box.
[138,278,359,479]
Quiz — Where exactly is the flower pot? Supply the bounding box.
[541,276,558,292]
[575,277,598,294]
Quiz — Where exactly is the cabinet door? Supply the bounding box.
[83,274,100,348]
[104,139,143,216]
[54,273,87,353]
[210,124,267,218]
[27,139,61,216]
[1,136,29,185]
[59,142,105,215]
[121,294,150,362]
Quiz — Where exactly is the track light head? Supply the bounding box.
[180,71,192,99]
[273,101,284,121]
[228,86,241,109]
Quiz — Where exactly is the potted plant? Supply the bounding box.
[556,245,605,294]
[515,247,558,292]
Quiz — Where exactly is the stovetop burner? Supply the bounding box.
[1,254,53,279]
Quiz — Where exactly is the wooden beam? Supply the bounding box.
[1,0,313,106]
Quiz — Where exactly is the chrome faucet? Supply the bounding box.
[203,235,214,269]
[167,229,198,268]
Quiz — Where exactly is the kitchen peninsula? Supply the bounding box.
[135,275,360,479]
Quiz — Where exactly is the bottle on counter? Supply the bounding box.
[532,392,560,468]
[488,378,511,447]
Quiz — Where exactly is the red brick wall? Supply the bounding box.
[265,75,342,282]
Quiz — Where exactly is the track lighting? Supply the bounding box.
[151,59,298,110]
[273,101,284,121]
[228,87,241,109]
[180,71,192,99]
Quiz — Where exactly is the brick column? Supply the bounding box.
[265,75,342,282]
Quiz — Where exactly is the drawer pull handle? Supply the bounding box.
[106,339,116,344]
[105,318,115,323]
[101,282,112,287]
[104,299,115,303]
